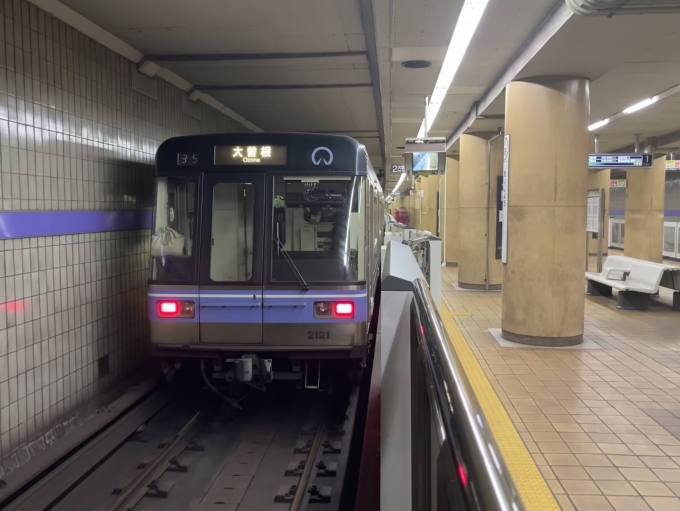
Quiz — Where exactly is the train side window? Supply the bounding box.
[210,183,255,282]
[150,177,197,283]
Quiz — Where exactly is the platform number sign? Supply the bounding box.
[501,135,510,263]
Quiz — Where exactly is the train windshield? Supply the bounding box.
[150,177,198,283]
[272,176,365,283]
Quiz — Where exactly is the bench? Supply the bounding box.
[586,255,680,310]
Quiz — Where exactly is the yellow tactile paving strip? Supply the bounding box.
[440,305,561,511]
[441,257,680,511]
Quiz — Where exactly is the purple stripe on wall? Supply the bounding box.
[0,210,153,239]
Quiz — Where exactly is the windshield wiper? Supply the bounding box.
[275,236,309,291]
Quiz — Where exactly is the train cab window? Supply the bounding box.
[150,177,197,283]
[271,176,365,283]
[210,183,255,282]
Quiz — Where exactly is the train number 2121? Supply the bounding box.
[308,331,331,340]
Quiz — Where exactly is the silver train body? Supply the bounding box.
[148,133,383,367]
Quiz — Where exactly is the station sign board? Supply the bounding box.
[667,160,680,171]
[501,135,509,263]
[588,153,652,168]
[610,179,627,188]
[390,164,406,173]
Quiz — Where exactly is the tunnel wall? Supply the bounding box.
[0,0,246,470]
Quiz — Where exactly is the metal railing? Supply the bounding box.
[410,278,524,511]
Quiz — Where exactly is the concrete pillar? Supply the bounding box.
[412,178,423,229]
[457,134,503,289]
[418,175,440,234]
[624,156,665,262]
[587,169,610,258]
[444,157,459,265]
[502,78,590,346]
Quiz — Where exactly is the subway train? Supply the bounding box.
[148,133,384,390]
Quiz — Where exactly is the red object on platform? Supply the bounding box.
[394,206,409,224]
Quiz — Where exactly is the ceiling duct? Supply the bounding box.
[566,0,680,16]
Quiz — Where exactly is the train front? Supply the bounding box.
[148,134,375,388]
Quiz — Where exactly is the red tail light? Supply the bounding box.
[334,302,354,318]
[157,300,195,318]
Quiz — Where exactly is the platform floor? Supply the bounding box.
[441,259,680,511]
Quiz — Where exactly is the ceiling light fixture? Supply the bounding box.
[417,0,491,138]
[623,96,659,114]
[588,119,609,131]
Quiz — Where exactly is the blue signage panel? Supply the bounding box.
[588,153,653,168]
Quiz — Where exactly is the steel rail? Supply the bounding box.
[411,279,524,511]
[1,383,172,511]
[104,410,202,511]
[290,412,328,511]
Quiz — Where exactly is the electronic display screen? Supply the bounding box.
[412,152,439,172]
[588,153,652,168]
[177,153,199,165]
[215,145,287,165]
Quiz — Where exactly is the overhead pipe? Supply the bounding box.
[566,0,680,16]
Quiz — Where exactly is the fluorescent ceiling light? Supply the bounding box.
[417,0,491,138]
[623,96,658,114]
[391,172,407,194]
[588,119,609,131]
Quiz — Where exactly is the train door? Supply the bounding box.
[199,173,265,344]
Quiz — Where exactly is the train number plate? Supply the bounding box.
[308,331,331,340]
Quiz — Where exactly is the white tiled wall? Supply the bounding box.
[0,0,246,472]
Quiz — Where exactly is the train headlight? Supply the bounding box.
[334,302,354,318]
[157,300,195,318]
[314,301,355,319]
[315,302,332,315]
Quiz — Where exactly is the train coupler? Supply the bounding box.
[222,355,273,391]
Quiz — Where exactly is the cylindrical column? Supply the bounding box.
[444,157,460,265]
[624,156,666,262]
[502,78,590,346]
[457,134,503,289]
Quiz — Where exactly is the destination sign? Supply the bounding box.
[215,145,287,165]
[588,153,652,168]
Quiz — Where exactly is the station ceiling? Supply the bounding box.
[49,0,680,190]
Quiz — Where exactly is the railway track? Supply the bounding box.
[0,376,361,511]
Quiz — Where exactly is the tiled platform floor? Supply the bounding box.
[443,258,680,511]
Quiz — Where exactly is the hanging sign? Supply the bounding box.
[501,135,510,263]
[588,153,652,168]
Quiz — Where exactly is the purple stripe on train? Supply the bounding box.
[0,210,153,239]
[148,289,368,324]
